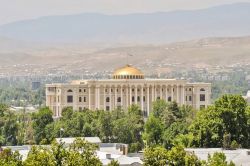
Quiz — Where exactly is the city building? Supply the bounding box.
[46,65,211,118]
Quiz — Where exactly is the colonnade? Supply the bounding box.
[88,84,187,115]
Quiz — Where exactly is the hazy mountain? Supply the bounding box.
[0,3,250,43]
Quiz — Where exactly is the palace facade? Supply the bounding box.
[46,65,211,118]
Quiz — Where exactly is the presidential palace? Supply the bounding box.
[46,65,211,118]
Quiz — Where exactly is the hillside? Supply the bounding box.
[0,36,250,76]
[0,3,250,43]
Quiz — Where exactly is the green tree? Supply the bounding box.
[32,107,54,144]
[0,148,23,166]
[207,152,235,166]
[64,138,102,166]
[143,146,168,166]
[24,146,56,166]
[143,115,164,146]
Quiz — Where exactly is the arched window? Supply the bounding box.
[67,89,73,92]
[200,88,205,92]
[106,97,110,102]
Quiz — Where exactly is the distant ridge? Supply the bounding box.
[0,3,250,43]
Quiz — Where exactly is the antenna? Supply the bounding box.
[126,53,133,65]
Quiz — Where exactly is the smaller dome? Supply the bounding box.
[112,65,144,79]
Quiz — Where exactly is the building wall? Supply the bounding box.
[46,79,211,118]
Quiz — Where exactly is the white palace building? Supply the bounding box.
[46,65,211,118]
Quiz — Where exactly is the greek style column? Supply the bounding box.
[165,85,168,102]
[205,87,209,108]
[129,86,132,106]
[88,86,91,110]
[141,86,143,111]
[97,86,100,109]
[109,86,112,111]
[147,86,150,116]
[171,85,174,102]
[120,86,123,106]
[151,85,154,102]
[135,86,138,105]
[114,86,117,108]
[182,85,185,105]
[126,85,129,108]
[196,87,200,110]
[177,85,179,103]
[103,86,106,110]
[160,85,163,99]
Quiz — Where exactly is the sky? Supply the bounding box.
[0,0,249,25]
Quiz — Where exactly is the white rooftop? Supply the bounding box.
[186,148,250,166]
[55,137,101,144]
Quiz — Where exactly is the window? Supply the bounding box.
[67,89,73,92]
[106,106,110,111]
[105,89,108,92]
[79,89,82,92]
[83,89,86,92]
[117,97,121,102]
[189,96,192,101]
[168,97,172,102]
[132,88,134,92]
[200,94,205,101]
[67,95,73,103]
[143,96,146,102]
[79,97,82,102]
[132,96,135,102]
[58,96,60,102]
[79,107,82,111]
[106,97,110,102]
[200,88,205,92]
[111,89,113,92]
[186,96,188,101]
[84,97,86,102]
[189,88,192,91]
[137,96,140,102]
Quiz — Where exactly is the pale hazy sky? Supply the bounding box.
[0,0,249,25]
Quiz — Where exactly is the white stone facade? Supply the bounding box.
[46,78,211,118]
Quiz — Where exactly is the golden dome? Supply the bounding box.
[112,65,144,79]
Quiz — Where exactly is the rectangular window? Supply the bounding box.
[143,96,146,102]
[200,94,205,101]
[137,96,140,102]
[189,96,192,101]
[106,106,110,111]
[79,89,82,92]
[67,96,73,103]
[84,97,86,102]
[79,97,82,102]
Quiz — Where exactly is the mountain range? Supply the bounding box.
[0,3,250,43]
